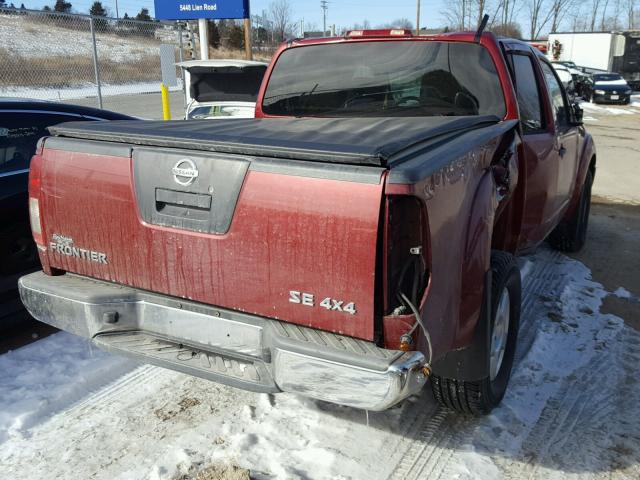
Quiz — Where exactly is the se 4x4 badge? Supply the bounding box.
[289,290,357,315]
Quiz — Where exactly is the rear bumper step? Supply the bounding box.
[19,272,427,410]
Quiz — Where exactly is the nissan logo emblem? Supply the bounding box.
[172,159,198,186]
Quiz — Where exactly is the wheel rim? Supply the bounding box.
[490,288,510,381]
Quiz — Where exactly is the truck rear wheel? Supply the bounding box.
[430,251,521,415]
[548,170,593,253]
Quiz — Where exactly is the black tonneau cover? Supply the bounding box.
[48,116,501,167]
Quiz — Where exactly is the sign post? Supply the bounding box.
[154,1,252,59]
[243,17,253,60]
[198,18,209,59]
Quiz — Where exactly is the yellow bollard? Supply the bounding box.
[160,83,171,121]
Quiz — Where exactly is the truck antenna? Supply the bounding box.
[475,14,489,43]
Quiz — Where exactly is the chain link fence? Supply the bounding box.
[0,7,186,118]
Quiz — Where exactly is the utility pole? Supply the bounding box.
[321,0,328,36]
[415,0,420,34]
[462,0,466,30]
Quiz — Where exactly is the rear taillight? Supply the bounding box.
[382,195,430,349]
[384,195,429,313]
[29,197,42,237]
[28,153,44,246]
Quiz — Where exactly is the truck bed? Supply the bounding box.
[48,116,501,166]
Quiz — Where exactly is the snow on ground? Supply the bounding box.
[614,287,632,299]
[0,81,183,102]
[581,101,636,116]
[0,14,173,62]
[0,248,639,479]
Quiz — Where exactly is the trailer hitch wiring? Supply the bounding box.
[392,247,433,374]
[398,292,433,370]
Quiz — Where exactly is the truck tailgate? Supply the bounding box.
[36,138,385,340]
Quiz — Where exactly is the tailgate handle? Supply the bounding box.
[155,188,212,211]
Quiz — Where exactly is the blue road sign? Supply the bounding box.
[154,1,250,20]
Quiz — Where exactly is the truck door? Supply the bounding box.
[539,60,579,215]
[506,51,562,248]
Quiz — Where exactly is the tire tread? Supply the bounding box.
[429,250,519,416]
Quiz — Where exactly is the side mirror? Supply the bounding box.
[570,101,583,126]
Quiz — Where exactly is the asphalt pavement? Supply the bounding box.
[62,90,185,120]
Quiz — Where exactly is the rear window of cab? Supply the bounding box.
[262,40,506,118]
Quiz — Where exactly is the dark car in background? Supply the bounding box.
[1,99,134,332]
[583,73,633,104]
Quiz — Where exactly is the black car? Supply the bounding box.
[583,73,633,104]
[0,99,134,329]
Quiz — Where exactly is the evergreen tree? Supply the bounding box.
[135,7,151,21]
[53,0,72,13]
[90,1,108,31]
[89,1,106,17]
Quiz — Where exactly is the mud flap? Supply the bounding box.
[431,269,492,381]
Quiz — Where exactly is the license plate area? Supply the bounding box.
[133,148,249,234]
[610,95,619,100]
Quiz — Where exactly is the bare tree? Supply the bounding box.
[590,0,602,30]
[351,19,372,30]
[441,0,466,30]
[269,0,293,42]
[606,0,624,28]
[491,21,523,37]
[504,0,519,24]
[568,4,592,30]
[600,0,611,28]
[304,20,318,32]
[485,0,521,34]
[625,0,637,27]
[441,0,485,30]
[378,18,414,29]
[528,0,554,39]
[549,0,574,32]
[477,0,488,26]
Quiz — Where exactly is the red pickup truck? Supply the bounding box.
[19,30,595,414]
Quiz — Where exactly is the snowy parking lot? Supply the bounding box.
[2,87,640,480]
[1,246,638,480]
[581,94,640,121]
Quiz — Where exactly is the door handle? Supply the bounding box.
[558,144,566,157]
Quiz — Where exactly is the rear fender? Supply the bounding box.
[431,171,495,381]
[457,170,497,347]
[563,131,596,219]
[433,131,520,381]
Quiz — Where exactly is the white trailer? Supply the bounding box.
[547,32,625,72]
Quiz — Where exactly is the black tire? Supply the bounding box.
[0,222,39,276]
[430,251,521,415]
[548,170,593,253]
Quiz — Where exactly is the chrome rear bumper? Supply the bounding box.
[19,272,427,411]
